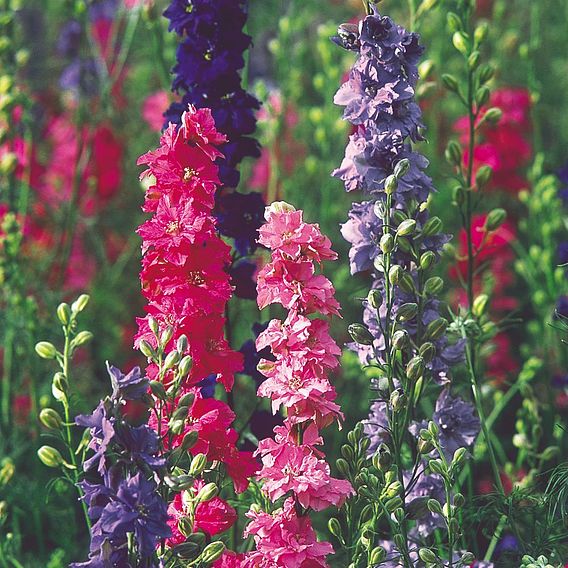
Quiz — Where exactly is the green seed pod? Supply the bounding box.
[485,208,507,231]
[392,329,409,350]
[428,459,444,475]
[390,388,407,412]
[71,294,90,314]
[148,316,159,335]
[380,233,394,253]
[37,446,63,468]
[454,493,465,508]
[200,541,226,564]
[428,420,440,437]
[397,219,416,236]
[397,236,412,253]
[348,324,374,346]
[406,356,425,382]
[196,482,218,503]
[56,303,71,325]
[178,517,194,538]
[452,31,470,55]
[384,174,398,195]
[417,438,434,454]
[35,341,57,360]
[171,405,189,422]
[476,165,493,187]
[472,294,489,317]
[367,289,383,309]
[461,552,475,565]
[189,453,208,476]
[419,251,436,271]
[39,408,63,430]
[441,73,459,93]
[394,158,411,179]
[396,303,418,322]
[418,59,435,80]
[425,318,448,341]
[419,342,436,363]
[422,216,443,237]
[424,276,444,296]
[452,447,467,466]
[377,443,392,471]
[385,496,403,513]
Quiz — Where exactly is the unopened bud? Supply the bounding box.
[35,341,57,359]
[71,294,90,314]
[380,233,394,253]
[370,546,386,564]
[39,408,63,430]
[189,453,207,476]
[442,73,459,93]
[406,356,425,382]
[484,208,506,231]
[392,330,409,350]
[56,303,71,325]
[72,331,93,348]
[389,264,403,285]
[179,355,193,377]
[176,335,188,353]
[474,22,489,46]
[452,31,470,56]
[201,541,226,564]
[384,174,398,195]
[328,517,343,541]
[419,251,436,271]
[37,446,63,468]
[472,294,489,317]
[394,158,410,179]
[52,373,68,401]
[425,318,448,341]
[265,201,295,220]
[483,107,502,124]
[476,86,490,108]
[150,380,167,400]
[139,339,156,359]
[424,276,444,296]
[468,50,481,70]
[160,326,174,347]
[445,141,462,166]
[419,342,436,363]
[348,324,374,346]
[367,289,383,309]
[476,165,493,187]
[196,482,218,503]
[419,548,438,564]
[390,388,407,412]
[427,499,443,514]
[446,12,462,32]
[422,216,443,236]
[396,303,418,322]
[397,219,416,236]
[163,350,181,371]
[181,430,199,451]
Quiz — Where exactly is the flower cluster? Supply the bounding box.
[163,0,260,189]
[135,105,256,490]
[71,364,170,567]
[455,87,532,194]
[238,202,353,567]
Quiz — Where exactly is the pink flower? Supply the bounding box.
[212,552,247,568]
[257,440,353,511]
[142,91,170,132]
[243,498,334,567]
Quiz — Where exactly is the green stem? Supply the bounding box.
[484,513,506,562]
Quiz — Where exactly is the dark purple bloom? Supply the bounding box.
[558,242,568,265]
[216,191,265,255]
[113,423,165,470]
[198,373,217,398]
[433,389,480,459]
[107,363,149,401]
[230,259,257,300]
[240,323,273,385]
[556,295,568,319]
[495,534,520,558]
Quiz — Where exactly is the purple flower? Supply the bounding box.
[57,20,81,57]
[107,363,148,401]
[558,242,568,266]
[230,259,257,300]
[556,295,568,319]
[240,323,274,385]
[60,58,100,97]
[198,373,217,398]
[363,400,389,455]
[433,389,480,459]
[76,401,115,475]
[405,470,445,537]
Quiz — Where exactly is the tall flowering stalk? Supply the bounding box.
[135,105,257,494]
[237,202,353,567]
[332,7,478,566]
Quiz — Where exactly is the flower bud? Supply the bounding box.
[148,316,159,335]
[35,341,57,360]
[441,73,459,93]
[472,294,489,317]
[452,447,467,466]
[189,453,207,476]
[425,318,448,341]
[419,342,436,363]
[476,86,490,108]
[139,339,157,359]
[52,372,68,401]
[179,355,193,377]
[176,335,188,353]
[474,21,489,46]
[483,107,502,124]
[428,459,444,475]
[476,165,493,187]
[394,158,410,179]
[265,201,295,220]
[380,233,394,253]
[396,303,418,322]
[388,264,403,285]
[427,499,443,514]
[468,50,481,70]
[196,482,218,503]
[348,324,374,346]
[397,236,412,253]
[419,251,436,271]
[428,420,439,437]
[390,388,407,412]
[397,219,416,236]
[169,419,185,435]
[454,493,465,507]
[418,59,435,80]
[446,12,462,32]
[452,31,470,56]
[484,208,507,231]
[178,392,195,408]
[201,542,226,564]
[445,140,462,166]
[71,294,90,314]
[406,356,425,382]
[461,552,475,565]
[37,446,63,468]
[72,331,93,348]
[478,63,495,84]
[39,408,63,430]
[160,326,174,347]
[419,548,438,564]
[178,517,193,538]
[370,546,386,564]
[171,405,189,422]
[422,216,443,236]
[56,303,71,325]
[392,330,409,350]
[384,174,398,195]
[150,380,167,400]
[376,443,392,471]
[417,438,434,454]
[163,350,181,371]
[385,497,403,513]
[336,458,349,478]
[424,276,443,296]
[398,272,416,295]
[367,289,383,309]
[181,430,199,451]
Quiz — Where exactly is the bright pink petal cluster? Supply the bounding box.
[243,202,354,567]
[135,105,255,490]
